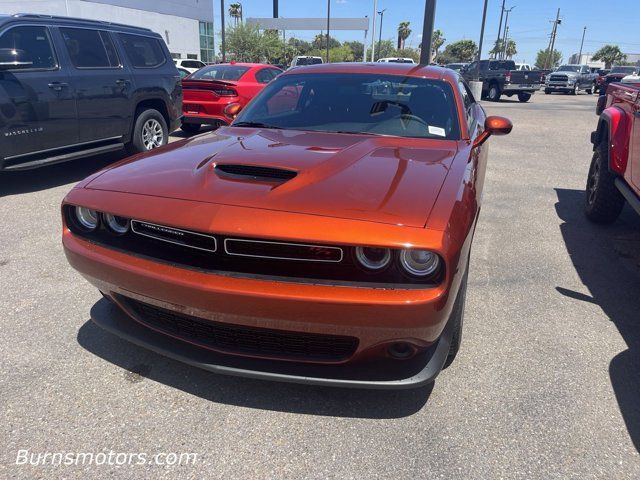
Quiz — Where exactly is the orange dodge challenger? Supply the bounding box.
[62,63,512,389]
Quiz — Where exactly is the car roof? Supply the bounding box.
[201,62,280,69]
[1,13,158,36]
[280,62,454,81]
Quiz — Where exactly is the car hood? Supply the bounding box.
[86,127,459,228]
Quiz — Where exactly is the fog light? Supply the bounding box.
[75,206,98,230]
[399,249,439,277]
[104,213,130,234]
[388,342,417,359]
[355,246,391,271]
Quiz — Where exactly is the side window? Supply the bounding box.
[457,78,476,129]
[255,68,277,84]
[0,25,57,70]
[60,28,119,68]
[118,33,166,68]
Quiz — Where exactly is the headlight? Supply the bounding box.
[75,206,99,230]
[355,246,391,271]
[568,78,576,83]
[399,249,440,277]
[104,213,130,234]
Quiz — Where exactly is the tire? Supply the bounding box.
[544,88,551,94]
[127,108,168,154]
[180,122,201,135]
[487,83,501,102]
[444,268,468,368]
[585,137,625,224]
[570,85,578,95]
[517,92,532,102]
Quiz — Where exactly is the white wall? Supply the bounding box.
[2,0,203,59]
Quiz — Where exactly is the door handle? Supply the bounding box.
[115,79,129,87]
[48,82,68,91]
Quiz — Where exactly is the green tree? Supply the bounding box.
[396,48,420,63]
[312,33,341,51]
[534,49,562,69]
[431,29,445,59]
[397,22,412,50]
[225,23,283,63]
[343,41,365,61]
[287,37,312,55]
[228,3,242,25]
[592,45,627,69]
[489,39,517,59]
[439,40,477,63]
[374,39,396,60]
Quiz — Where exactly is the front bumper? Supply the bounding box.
[90,295,456,389]
[545,83,574,91]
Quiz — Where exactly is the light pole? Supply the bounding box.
[495,0,506,55]
[370,0,377,62]
[326,0,331,63]
[419,0,436,64]
[501,6,515,59]
[220,0,226,62]
[578,26,586,63]
[475,0,489,81]
[377,8,386,62]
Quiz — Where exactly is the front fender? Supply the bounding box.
[594,106,631,175]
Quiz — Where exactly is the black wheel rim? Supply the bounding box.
[587,158,600,205]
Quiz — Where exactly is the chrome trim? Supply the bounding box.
[5,136,122,160]
[131,220,217,253]
[224,238,344,263]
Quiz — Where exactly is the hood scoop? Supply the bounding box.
[214,164,298,183]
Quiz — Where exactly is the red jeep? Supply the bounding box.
[585,81,640,223]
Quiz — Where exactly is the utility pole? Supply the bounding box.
[475,0,489,81]
[501,6,515,59]
[578,26,586,63]
[419,0,436,64]
[273,0,278,17]
[544,8,561,69]
[503,26,509,59]
[220,0,226,62]
[326,0,331,63]
[495,0,506,56]
[377,8,386,61]
[370,0,377,62]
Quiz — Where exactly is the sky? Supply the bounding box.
[214,0,640,63]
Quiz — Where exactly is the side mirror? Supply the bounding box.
[0,48,33,71]
[472,116,513,148]
[223,102,243,118]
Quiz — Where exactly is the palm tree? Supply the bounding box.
[229,3,242,26]
[431,29,445,61]
[397,22,411,50]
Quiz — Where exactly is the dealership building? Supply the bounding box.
[1,0,215,61]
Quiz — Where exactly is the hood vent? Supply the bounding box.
[215,164,297,182]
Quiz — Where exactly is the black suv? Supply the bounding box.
[0,14,182,171]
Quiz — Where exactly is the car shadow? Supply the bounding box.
[76,318,432,419]
[555,188,640,452]
[0,149,129,197]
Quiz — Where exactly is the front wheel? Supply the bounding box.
[585,140,625,224]
[487,84,501,102]
[128,109,168,153]
[544,88,551,94]
[517,92,532,102]
[570,85,578,95]
[444,269,468,368]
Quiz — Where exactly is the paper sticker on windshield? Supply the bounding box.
[428,126,446,137]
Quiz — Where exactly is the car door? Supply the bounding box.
[58,27,132,144]
[0,24,78,160]
[631,94,640,189]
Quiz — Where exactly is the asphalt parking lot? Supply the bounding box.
[1,92,639,478]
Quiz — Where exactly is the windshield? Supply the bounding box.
[190,65,249,81]
[296,57,322,66]
[557,65,580,72]
[233,73,460,140]
[611,66,636,74]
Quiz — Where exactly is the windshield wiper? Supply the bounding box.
[333,130,387,136]
[232,121,283,129]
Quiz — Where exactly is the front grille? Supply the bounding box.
[123,296,359,362]
[215,164,297,181]
[224,238,343,262]
[549,74,568,82]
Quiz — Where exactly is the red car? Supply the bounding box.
[180,63,282,134]
[62,63,512,389]
[586,80,640,222]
